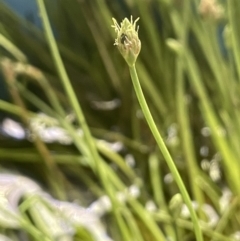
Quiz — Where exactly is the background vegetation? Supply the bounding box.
[0,0,239,240]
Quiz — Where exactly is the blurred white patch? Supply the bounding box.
[1,114,79,145]
[200,146,209,157]
[89,184,140,217]
[209,159,221,182]
[219,187,232,213]
[29,113,78,144]
[181,201,219,227]
[1,118,25,139]
[116,191,127,204]
[98,140,123,152]
[125,154,135,168]
[166,123,179,147]
[201,204,219,227]
[0,173,113,241]
[128,185,140,198]
[0,234,13,241]
[38,126,72,144]
[164,173,174,184]
[145,200,157,212]
[231,231,240,240]
[201,127,211,137]
[0,174,41,228]
[201,159,210,171]
[89,195,112,217]
[76,128,83,137]
[91,99,121,111]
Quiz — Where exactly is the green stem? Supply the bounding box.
[149,153,176,240]
[37,0,99,168]
[152,211,233,241]
[185,51,240,194]
[128,199,166,241]
[129,65,203,241]
[170,1,205,214]
[228,0,240,82]
[0,33,27,62]
[37,2,131,239]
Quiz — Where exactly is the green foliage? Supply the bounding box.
[0,0,239,240]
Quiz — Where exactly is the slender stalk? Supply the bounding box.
[185,50,240,194]
[176,58,205,211]
[37,2,131,239]
[152,211,233,241]
[149,153,167,209]
[1,60,66,200]
[122,209,145,241]
[228,0,240,82]
[149,153,176,240]
[168,1,205,212]
[37,0,109,195]
[129,65,203,241]
[0,34,27,62]
[37,0,100,170]
[0,99,34,116]
[128,199,166,241]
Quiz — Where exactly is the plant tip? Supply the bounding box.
[111,16,141,67]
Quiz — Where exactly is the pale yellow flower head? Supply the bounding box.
[198,0,224,20]
[112,16,141,67]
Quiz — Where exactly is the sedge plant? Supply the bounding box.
[111,16,203,241]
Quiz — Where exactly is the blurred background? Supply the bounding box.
[0,0,240,241]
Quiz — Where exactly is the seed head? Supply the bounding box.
[198,0,224,20]
[112,16,141,67]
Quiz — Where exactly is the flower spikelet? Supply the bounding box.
[112,16,141,67]
[198,0,224,20]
